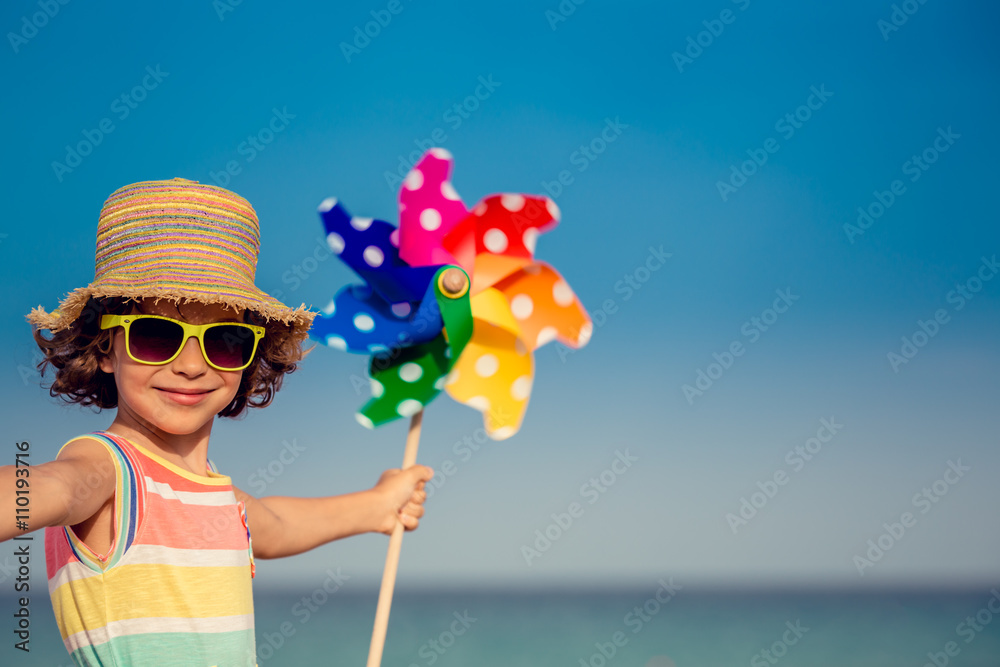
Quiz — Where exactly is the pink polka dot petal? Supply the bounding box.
[420,208,442,231]
[404,169,424,190]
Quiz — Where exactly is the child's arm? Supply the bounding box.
[233,464,433,559]
[0,439,116,543]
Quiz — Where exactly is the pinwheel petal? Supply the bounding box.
[311,148,583,440]
[358,336,451,428]
[398,148,469,269]
[309,276,447,354]
[493,261,593,351]
[444,314,534,441]
[319,198,438,304]
[464,194,559,261]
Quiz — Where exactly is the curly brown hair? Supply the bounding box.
[31,296,315,418]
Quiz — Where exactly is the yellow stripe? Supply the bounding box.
[51,563,253,637]
[126,440,232,485]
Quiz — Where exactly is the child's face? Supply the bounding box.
[98,298,248,437]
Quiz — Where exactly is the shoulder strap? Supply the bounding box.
[62,432,146,571]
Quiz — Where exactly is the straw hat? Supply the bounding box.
[26,178,315,341]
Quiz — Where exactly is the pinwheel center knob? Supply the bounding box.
[440,268,469,298]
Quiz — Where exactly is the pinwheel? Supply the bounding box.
[308,147,591,665]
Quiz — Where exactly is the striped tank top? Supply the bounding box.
[45,431,257,666]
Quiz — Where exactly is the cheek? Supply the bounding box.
[224,370,246,395]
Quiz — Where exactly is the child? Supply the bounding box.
[2,178,432,666]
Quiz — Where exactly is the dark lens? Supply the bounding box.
[129,318,184,363]
[204,325,256,369]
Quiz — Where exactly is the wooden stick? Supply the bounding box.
[366,409,423,667]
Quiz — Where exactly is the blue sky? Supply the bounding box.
[1,0,998,591]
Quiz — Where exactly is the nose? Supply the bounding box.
[171,336,208,375]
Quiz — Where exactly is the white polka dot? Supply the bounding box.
[473,202,487,216]
[536,327,558,347]
[368,343,389,353]
[444,347,452,358]
[429,147,452,159]
[523,228,539,254]
[434,375,447,390]
[475,354,499,377]
[318,197,338,212]
[325,335,347,350]
[577,322,593,346]
[546,198,561,221]
[399,362,423,383]
[501,194,525,212]
[420,208,442,231]
[363,246,384,267]
[441,182,461,200]
[524,263,542,275]
[321,299,336,315]
[327,232,345,254]
[510,294,533,319]
[553,280,574,307]
[483,229,508,254]
[515,338,528,356]
[404,169,423,190]
[354,314,375,332]
[351,217,373,231]
[391,302,411,318]
[511,375,532,401]
[397,399,423,417]
[370,378,385,398]
[356,413,375,429]
[465,396,491,411]
[389,229,400,247]
[490,425,516,441]
[445,369,459,385]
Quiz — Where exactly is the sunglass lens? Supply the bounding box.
[129,318,184,363]
[204,325,256,369]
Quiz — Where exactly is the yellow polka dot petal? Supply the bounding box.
[445,293,533,439]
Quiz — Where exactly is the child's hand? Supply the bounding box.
[370,465,434,535]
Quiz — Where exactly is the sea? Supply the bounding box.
[2,587,1000,666]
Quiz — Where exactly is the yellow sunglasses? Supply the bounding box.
[100,314,266,372]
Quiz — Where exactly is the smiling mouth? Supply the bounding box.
[156,388,213,395]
